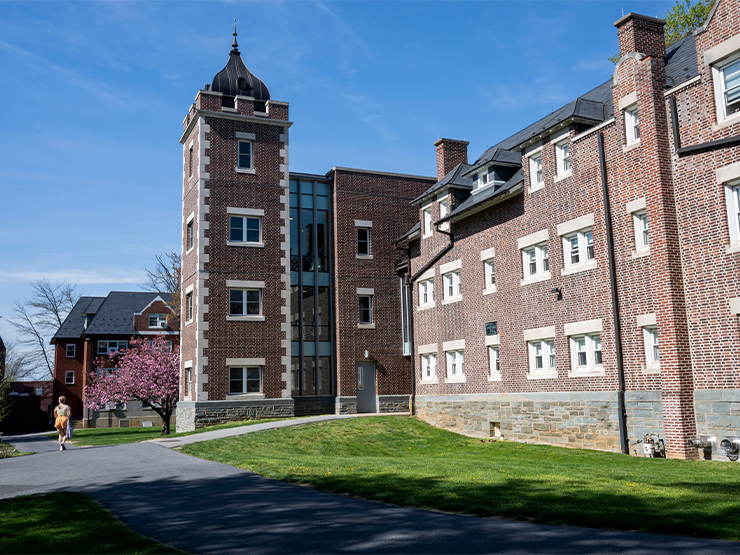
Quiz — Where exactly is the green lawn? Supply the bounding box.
[182,416,740,541]
[0,492,183,554]
[47,417,304,446]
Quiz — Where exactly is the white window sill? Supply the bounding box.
[623,140,641,153]
[643,364,661,375]
[527,370,558,380]
[418,303,436,311]
[488,372,502,382]
[184,395,192,401]
[569,367,605,378]
[444,375,466,384]
[357,323,376,329]
[184,319,194,327]
[186,247,195,256]
[632,248,650,259]
[553,170,572,183]
[227,241,265,248]
[726,243,740,255]
[561,260,598,276]
[235,167,256,175]
[520,272,552,286]
[442,296,463,305]
[226,315,265,322]
[528,183,545,194]
[482,285,497,296]
[422,232,433,239]
[712,112,740,132]
[227,393,266,400]
[420,378,439,385]
[254,111,268,117]
[356,254,374,260]
[222,107,238,113]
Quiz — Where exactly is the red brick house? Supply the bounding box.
[51,292,179,428]
[396,0,740,460]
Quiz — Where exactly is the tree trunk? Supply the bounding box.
[161,411,172,436]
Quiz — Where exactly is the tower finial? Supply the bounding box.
[231,19,239,53]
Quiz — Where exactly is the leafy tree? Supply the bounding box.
[143,252,181,325]
[84,336,180,435]
[664,0,715,45]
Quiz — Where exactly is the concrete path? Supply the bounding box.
[5,430,75,454]
[2,419,739,555]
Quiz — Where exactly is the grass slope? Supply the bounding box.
[48,418,302,446]
[182,416,740,541]
[0,492,183,554]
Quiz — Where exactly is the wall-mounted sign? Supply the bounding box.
[485,321,498,336]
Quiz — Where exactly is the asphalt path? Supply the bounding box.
[2,423,739,555]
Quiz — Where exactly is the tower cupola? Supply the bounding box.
[210,22,270,102]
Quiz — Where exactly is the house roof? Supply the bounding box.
[411,163,474,205]
[439,168,524,224]
[52,292,174,341]
[665,33,698,88]
[394,221,420,244]
[210,26,270,102]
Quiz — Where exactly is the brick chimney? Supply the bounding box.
[434,138,468,181]
[614,13,666,59]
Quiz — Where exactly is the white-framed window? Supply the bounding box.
[563,228,594,268]
[358,295,373,324]
[185,366,192,396]
[229,215,261,244]
[488,346,500,378]
[725,179,740,247]
[97,340,127,355]
[357,227,370,256]
[229,366,262,394]
[186,292,194,322]
[569,334,602,372]
[423,206,433,236]
[419,279,434,307]
[713,52,740,123]
[186,221,194,251]
[528,339,555,374]
[229,289,262,316]
[634,210,650,252]
[555,140,571,177]
[237,140,252,169]
[66,344,76,358]
[144,340,173,352]
[439,198,448,219]
[643,326,660,369]
[65,371,75,385]
[625,105,640,145]
[522,243,549,279]
[446,349,465,378]
[484,259,495,290]
[421,353,437,381]
[149,313,168,328]
[442,270,461,301]
[529,153,543,189]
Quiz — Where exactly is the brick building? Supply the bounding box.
[176,30,434,431]
[51,292,179,428]
[396,0,740,460]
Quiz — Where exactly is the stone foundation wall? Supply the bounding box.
[378,395,410,413]
[624,391,665,453]
[335,397,357,415]
[176,398,293,432]
[694,389,740,461]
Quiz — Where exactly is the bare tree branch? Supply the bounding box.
[27,279,78,331]
[143,252,181,324]
[0,342,34,381]
[10,301,54,379]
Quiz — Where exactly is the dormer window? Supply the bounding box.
[529,153,543,190]
[555,140,571,177]
[237,77,249,92]
[471,166,495,192]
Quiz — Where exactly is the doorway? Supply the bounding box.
[355,362,376,413]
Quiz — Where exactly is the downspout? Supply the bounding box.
[598,132,629,455]
[410,224,454,283]
[394,244,416,416]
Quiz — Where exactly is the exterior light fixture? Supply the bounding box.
[550,287,563,301]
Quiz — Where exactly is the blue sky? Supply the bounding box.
[0,0,674,352]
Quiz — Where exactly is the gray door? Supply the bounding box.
[356,363,376,413]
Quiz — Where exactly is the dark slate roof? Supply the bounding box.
[665,33,698,88]
[53,292,174,340]
[395,221,420,244]
[211,29,270,101]
[469,147,522,171]
[411,163,474,205]
[439,168,524,223]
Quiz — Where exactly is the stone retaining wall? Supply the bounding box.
[694,389,740,461]
[176,398,294,432]
[378,395,410,413]
[335,397,357,415]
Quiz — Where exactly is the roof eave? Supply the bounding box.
[442,183,524,225]
[514,116,603,151]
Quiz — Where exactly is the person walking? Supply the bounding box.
[54,396,70,451]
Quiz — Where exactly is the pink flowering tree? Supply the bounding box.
[84,335,180,435]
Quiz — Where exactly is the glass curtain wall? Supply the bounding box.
[289,179,333,396]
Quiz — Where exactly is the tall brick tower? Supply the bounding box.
[177,27,293,431]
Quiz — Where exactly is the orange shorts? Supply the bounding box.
[55,416,68,430]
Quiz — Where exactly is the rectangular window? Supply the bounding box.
[529,153,543,188]
[715,54,740,121]
[484,259,495,289]
[489,346,500,377]
[528,339,555,374]
[421,353,437,380]
[570,333,602,372]
[556,140,570,176]
[423,207,433,236]
[66,344,76,358]
[563,229,595,269]
[65,371,75,385]
[186,292,194,321]
[149,314,167,328]
[97,340,128,355]
[726,181,740,247]
[419,279,434,307]
[446,350,465,377]
[186,221,194,250]
[634,210,649,251]
[522,243,549,279]
[188,146,193,177]
[625,106,640,144]
[229,289,262,316]
[229,216,261,244]
[643,326,660,369]
[357,228,370,256]
[358,296,372,324]
[237,140,252,169]
[185,367,192,395]
[144,340,173,351]
[439,198,448,219]
[443,270,461,300]
[229,366,262,394]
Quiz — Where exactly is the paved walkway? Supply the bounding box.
[2,417,739,555]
